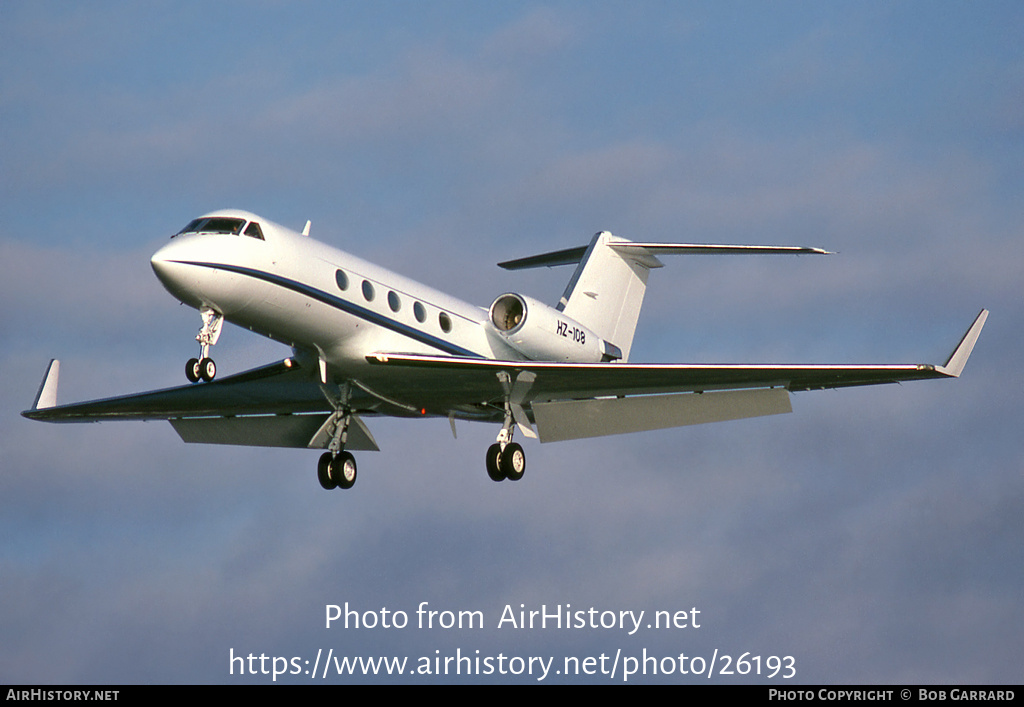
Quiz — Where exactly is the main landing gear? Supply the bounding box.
[484,369,534,482]
[317,381,359,491]
[318,451,357,490]
[486,441,525,482]
[485,398,527,483]
[185,307,223,383]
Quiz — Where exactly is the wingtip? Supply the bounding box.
[939,309,988,377]
[30,359,60,411]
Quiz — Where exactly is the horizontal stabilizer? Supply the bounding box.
[498,246,588,270]
[609,242,832,256]
[498,240,830,270]
[532,388,792,442]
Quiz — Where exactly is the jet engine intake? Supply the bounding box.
[487,293,612,362]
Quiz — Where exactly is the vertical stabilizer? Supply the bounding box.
[557,232,662,362]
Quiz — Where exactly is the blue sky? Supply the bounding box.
[2,1,1021,683]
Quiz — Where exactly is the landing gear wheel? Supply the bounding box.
[331,451,357,489]
[500,442,525,481]
[317,452,337,490]
[486,443,505,481]
[198,357,217,382]
[186,358,201,383]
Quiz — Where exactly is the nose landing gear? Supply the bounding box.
[185,307,223,383]
[186,356,216,383]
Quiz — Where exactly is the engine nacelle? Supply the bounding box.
[488,293,617,362]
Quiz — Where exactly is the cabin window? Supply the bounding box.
[387,291,401,313]
[413,302,427,323]
[362,280,375,302]
[244,221,264,240]
[438,312,452,333]
[335,269,349,291]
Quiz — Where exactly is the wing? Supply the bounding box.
[24,310,986,447]
[21,359,379,450]
[23,359,327,421]
[365,310,988,442]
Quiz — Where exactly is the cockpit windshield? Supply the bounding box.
[175,217,245,235]
[174,217,264,240]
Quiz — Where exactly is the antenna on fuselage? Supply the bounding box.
[302,220,311,236]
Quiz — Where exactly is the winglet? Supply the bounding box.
[31,359,60,410]
[302,220,311,236]
[938,309,988,377]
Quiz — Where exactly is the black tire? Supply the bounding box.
[199,357,217,382]
[486,443,505,481]
[317,452,337,490]
[186,358,201,383]
[332,451,357,489]
[501,442,525,481]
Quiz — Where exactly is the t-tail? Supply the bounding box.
[498,232,830,362]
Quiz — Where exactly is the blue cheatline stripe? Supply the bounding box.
[173,260,485,358]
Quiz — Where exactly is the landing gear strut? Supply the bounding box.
[185,307,223,383]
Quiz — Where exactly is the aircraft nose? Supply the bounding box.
[151,239,201,304]
[150,242,178,283]
[150,245,166,272]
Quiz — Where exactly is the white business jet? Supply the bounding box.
[23,209,988,491]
